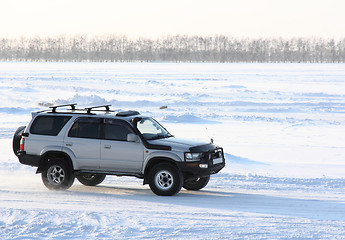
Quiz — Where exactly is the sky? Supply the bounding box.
[1,0,345,39]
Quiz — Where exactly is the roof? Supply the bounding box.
[34,104,142,120]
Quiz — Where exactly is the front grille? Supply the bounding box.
[200,148,224,162]
[200,152,209,161]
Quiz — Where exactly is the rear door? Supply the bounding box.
[100,119,144,172]
[64,117,102,169]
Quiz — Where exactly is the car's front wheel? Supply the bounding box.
[183,176,210,191]
[148,163,183,196]
[76,173,106,186]
[41,159,74,190]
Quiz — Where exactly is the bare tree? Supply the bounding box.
[0,35,344,63]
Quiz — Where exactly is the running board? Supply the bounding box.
[75,170,144,179]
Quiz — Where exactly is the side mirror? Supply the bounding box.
[127,133,139,142]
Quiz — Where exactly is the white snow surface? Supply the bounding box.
[1,62,345,239]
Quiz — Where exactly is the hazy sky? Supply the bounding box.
[1,0,345,38]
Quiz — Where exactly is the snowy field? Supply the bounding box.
[1,62,345,239]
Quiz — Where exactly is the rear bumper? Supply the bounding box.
[17,151,40,167]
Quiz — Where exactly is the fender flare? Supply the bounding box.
[143,153,183,184]
[37,150,75,173]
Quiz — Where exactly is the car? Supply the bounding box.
[13,104,225,196]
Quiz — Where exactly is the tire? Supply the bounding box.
[12,126,26,155]
[41,159,74,190]
[76,174,106,186]
[183,176,210,191]
[148,163,184,196]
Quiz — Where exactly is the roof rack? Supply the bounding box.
[49,103,77,113]
[44,104,139,117]
[84,105,112,114]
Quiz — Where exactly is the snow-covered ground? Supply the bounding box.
[1,62,345,239]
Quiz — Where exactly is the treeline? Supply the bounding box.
[0,35,344,63]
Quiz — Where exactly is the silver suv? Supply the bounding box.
[13,104,225,196]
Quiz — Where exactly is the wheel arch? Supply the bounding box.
[37,151,74,174]
[143,157,180,185]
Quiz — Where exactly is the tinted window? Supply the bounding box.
[30,116,71,136]
[104,119,133,141]
[68,118,101,139]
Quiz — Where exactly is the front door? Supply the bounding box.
[100,119,144,172]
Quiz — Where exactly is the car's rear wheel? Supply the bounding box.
[183,176,210,191]
[42,159,74,190]
[76,173,106,186]
[148,163,183,196]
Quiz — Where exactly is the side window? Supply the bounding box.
[68,118,101,139]
[104,119,133,141]
[30,116,71,136]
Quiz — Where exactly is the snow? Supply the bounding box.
[1,62,345,239]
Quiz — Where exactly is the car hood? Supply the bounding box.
[147,137,214,152]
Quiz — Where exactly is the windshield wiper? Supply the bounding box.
[165,133,174,138]
[148,133,173,140]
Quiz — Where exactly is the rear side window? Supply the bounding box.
[30,116,71,136]
[68,117,101,139]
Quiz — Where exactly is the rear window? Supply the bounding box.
[30,116,71,136]
[68,117,101,139]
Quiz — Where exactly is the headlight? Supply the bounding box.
[185,152,201,161]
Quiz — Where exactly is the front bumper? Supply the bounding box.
[178,148,225,180]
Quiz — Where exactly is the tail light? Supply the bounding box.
[20,137,25,151]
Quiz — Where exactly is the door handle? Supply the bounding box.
[104,145,111,149]
[66,143,73,147]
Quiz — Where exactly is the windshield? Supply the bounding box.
[136,118,172,140]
